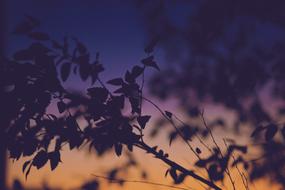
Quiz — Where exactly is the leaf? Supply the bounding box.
[79,64,90,81]
[29,42,50,54]
[57,101,66,113]
[51,40,63,49]
[265,124,278,141]
[175,173,187,184]
[250,125,266,137]
[87,87,109,102]
[144,37,158,53]
[25,164,32,180]
[125,70,135,83]
[281,125,285,140]
[25,15,40,26]
[196,147,202,154]
[13,21,35,35]
[137,115,151,129]
[60,62,71,81]
[169,132,177,146]
[152,146,158,151]
[48,151,61,171]
[114,144,122,156]
[32,150,48,169]
[107,78,124,86]
[169,168,177,181]
[55,138,62,151]
[165,111,172,118]
[231,156,244,167]
[195,159,206,167]
[141,56,160,70]
[127,144,133,152]
[208,164,222,181]
[66,116,80,131]
[165,169,170,177]
[76,41,87,54]
[13,49,33,61]
[131,65,144,78]
[22,160,31,173]
[28,31,50,41]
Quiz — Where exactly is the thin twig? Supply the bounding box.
[200,110,236,190]
[172,113,213,154]
[135,141,222,190]
[142,96,201,160]
[223,139,249,190]
[91,174,191,190]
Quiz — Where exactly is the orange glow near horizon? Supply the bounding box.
[7,144,281,190]
[7,93,284,190]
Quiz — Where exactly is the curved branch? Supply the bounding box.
[135,141,222,190]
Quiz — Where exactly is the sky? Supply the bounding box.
[4,1,283,190]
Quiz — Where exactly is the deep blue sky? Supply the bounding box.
[5,0,160,90]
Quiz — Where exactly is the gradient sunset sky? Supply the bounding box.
[4,1,282,190]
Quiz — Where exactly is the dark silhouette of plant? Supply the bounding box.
[2,16,253,190]
[135,0,285,187]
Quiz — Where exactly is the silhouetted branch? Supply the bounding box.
[91,174,191,190]
[135,141,222,190]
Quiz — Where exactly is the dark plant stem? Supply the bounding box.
[135,141,222,190]
[142,97,201,159]
[0,0,7,188]
[91,174,190,190]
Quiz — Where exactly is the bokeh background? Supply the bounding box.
[4,1,285,189]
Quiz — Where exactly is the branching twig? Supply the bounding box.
[135,141,222,190]
[200,110,236,190]
[142,96,201,160]
[223,139,249,190]
[91,174,192,190]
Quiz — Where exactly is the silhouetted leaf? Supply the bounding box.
[13,49,33,61]
[175,173,187,184]
[169,168,178,181]
[231,156,244,167]
[22,160,31,173]
[125,70,135,83]
[131,65,144,78]
[28,32,50,41]
[265,124,278,141]
[79,64,90,81]
[60,62,71,81]
[13,21,35,35]
[250,125,266,137]
[108,169,118,180]
[57,101,66,113]
[165,169,170,177]
[144,37,158,53]
[48,151,61,171]
[32,150,48,169]
[87,87,109,102]
[115,144,122,156]
[137,115,151,129]
[196,147,202,154]
[25,164,32,180]
[281,126,285,140]
[208,164,221,181]
[29,42,50,54]
[195,159,206,167]
[141,56,160,70]
[76,41,87,54]
[165,111,172,118]
[25,15,40,26]
[107,78,124,86]
[141,171,147,179]
[51,40,63,49]
[169,131,177,146]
